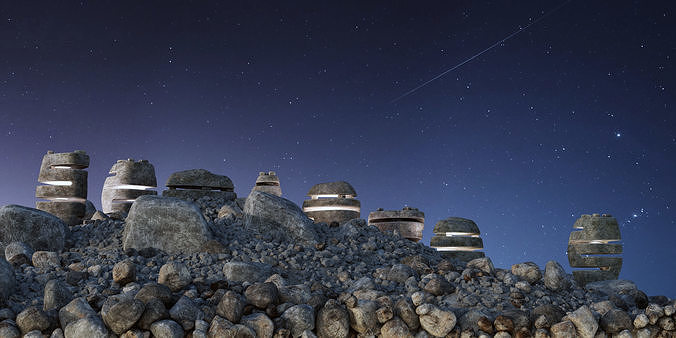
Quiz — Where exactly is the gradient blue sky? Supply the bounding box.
[1,1,674,296]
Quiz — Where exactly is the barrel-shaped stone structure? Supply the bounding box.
[368,207,424,242]
[430,217,485,261]
[163,169,236,201]
[101,159,157,214]
[35,150,89,225]
[302,181,360,224]
[251,171,282,197]
[567,213,622,286]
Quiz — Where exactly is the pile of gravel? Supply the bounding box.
[0,195,673,338]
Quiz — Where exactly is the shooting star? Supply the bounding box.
[391,0,572,104]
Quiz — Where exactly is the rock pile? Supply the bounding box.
[0,194,673,338]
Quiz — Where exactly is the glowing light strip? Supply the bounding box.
[41,181,73,186]
[52,165,74,169]
[432,247,483,251]
[112,184,155,190]
[48,197,85,202]
[444,232,480,237]
[310,194,355,199]
[303,206,361,212]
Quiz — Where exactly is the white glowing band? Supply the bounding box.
[571,239,619,244]
[113,184,155,190]
[42,181,73,186]
[310,194,356,199]
[303,206,361,212]
[112,199,136,203]
[432,247,483,251]
[444,232,480,237]
[52,165,74,169]
[49,197,85,202]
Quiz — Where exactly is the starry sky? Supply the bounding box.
[1,1,674,296]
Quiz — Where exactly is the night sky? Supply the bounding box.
[1,2,674,297]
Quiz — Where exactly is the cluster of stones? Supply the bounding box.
[101,159,157,215]
[430,217,486,262]
[368,207,425,242]
[35,150,90,226]
[302,181,361,225]
[251,171,282,197]
[567,213,623,286]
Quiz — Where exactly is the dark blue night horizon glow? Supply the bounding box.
[1,1,674,297]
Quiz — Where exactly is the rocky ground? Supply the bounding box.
[0,194,674,338]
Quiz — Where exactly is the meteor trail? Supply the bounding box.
[390,0,572,104]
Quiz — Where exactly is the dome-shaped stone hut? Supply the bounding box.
[35,150,89,225]
[163,169,236,201]
[430,217,485,261]
[101,159,157,214]
[567,213,622,286]
[368,206,424,242]
[302,181,360,224]
[251,171,282,197]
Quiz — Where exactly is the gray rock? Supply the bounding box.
[32,251,60,269]
[241,312,274,338]
[169,296,200,331]
[0,205,66,255]
[658,316,675,331]
[550,320,575,338]
[63,317,108,338]
[122,195,212,254]
[281,304,315,338]
[134,283,173,306]
[58,297,97,329]
[50,329,64,338]
[208,316,255,338]
[347,299,379,335]
[83,200,96,220]
[23,330,46,338]
[43,280,73,311]
[644,303,664,325]
[112,260,136,286]
[633,313,648,329]
[585,280,637,296]
[0,322,20,338]
[137,298,168,330]
[416,304,456,337]
[16,307,50,335]
[216,291,245,323]
[394,298,419,331]
[158,261,192,292]
[466,257,495,275]
[4,241,33,266]
[531,304,565,329]
[387,264,416,283]
[567,305,597,338]
[100,294,145,334]
[458,310,489,333]
[150,319,184,338]
[422,274,453,296]
[599,309,632,334]
[381,317,413,338]
[223,261,271,283]
[511,262,542,284]
[0,260,15,305]
[316,299,350,338]
[243,191,318,245]
[218,204,242,219]
[543,261,570,291]
[245,282,279,309]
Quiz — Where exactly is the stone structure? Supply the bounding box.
[251,171,281,197]
[162,169,236,201]
[567,213,622,286]
[101,159,157,214]
[430,217,485,261]
[368,207,424,242]
[35,150,89,225]
[302,181,360,224]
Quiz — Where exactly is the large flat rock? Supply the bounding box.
[0,204,66,255]
[244,191,318,245]
[123,195,213,254]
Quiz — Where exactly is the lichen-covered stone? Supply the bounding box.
[245,191,318,245]
[0,205,66,255]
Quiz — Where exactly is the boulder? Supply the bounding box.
[137,299,168,330]
[416,303,456,337]
[134,283,173,306]
[466,257,495,275]
[347,299,379,335]
[316,299,350,338]
[122,195,212,254]
[216,291,246,323]
[150,319,184,338]
[381,317,413,338]
[245,282,279,309]
[550,321,575,338]
[100,294,145,335]
[4,241,33,266]
[63,317,109,338]
[158,261,192,292]
[0,259,15,305]
[544,261,570,291]
[169,296,200,331]
[15,306,50,334]
[281,304,315,338]
[394,298,419,330]
[567,305,598,338]
[112,260,136,286]
[43,280,73,311]
[511,262,542,284]
[58,297,97,329]
[241,313,274,338]
[243,191,318,245]
[599,309,632,334]
[0,205,66,254]
[32,251,60,268]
